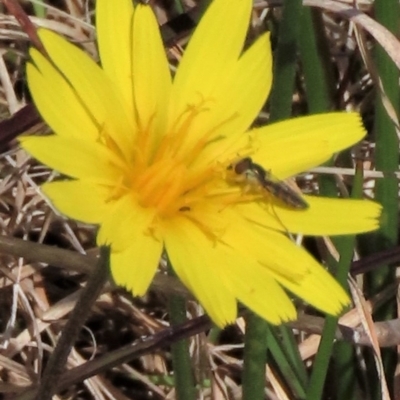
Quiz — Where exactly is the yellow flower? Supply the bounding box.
[21,0,380,327]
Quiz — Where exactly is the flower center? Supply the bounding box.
[122,99,230,218]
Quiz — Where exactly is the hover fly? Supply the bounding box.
[228,157,309,209]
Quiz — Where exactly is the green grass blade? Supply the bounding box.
[269,0,302,122]
[365,0,400,397]
[242,313,269,400]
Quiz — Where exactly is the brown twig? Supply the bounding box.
[31,246,110,400]
[2,0,46,54]
[14,311,400,399]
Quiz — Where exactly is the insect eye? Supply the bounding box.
[231,158,252,175]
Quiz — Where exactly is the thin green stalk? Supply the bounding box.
[298,5,358,399]
[298,7,333,112]
[243,2,306,400]
[371,0,399,256]
[242,313,268,400]
[308,165,362,400]
[334,166,366,400]
[167,262,196,400]
[367,0,399,297]
[32,246,111,400]
[32,0,46,18]
[207,326,221,344]
[334,341,357,400]
[366,0,400,397]
[268,326,307,398]
[306,316,338,400]
[306,169,357,400]
[306,212,356,400]
[173,0,184,14]
[268,0,303,122]
[278,325,308,386]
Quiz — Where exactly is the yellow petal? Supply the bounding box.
[96,0,135,113]
[110,236,163,296]
[232,206,351,314]
[27,52,98,141]
[280,196,381,235]
[97,194,157,252]
[192,33,273,171]
[273,261,350,315]
[168,0,253,156]
[42,180,110,223]
[221,209,310,280]
[252,113,366,179]
[171,0,252,114]
[240,197,381,236]
[225,260,296,324]
[21,135,122,183]
[132,5,172,141]
[164,216,237,327]
[37,29,135,159]
[213,32,272,135]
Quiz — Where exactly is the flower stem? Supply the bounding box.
[242,313,268,400]
[33,246,110,400]
[167,261,196,400]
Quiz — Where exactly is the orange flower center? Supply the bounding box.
[120,100,234,218]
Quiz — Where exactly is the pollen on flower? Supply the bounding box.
[117,98,243,220]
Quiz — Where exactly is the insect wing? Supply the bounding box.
[261,172,309,209]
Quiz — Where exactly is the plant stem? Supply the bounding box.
[242,313,268,400]
[167,262,196,400]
